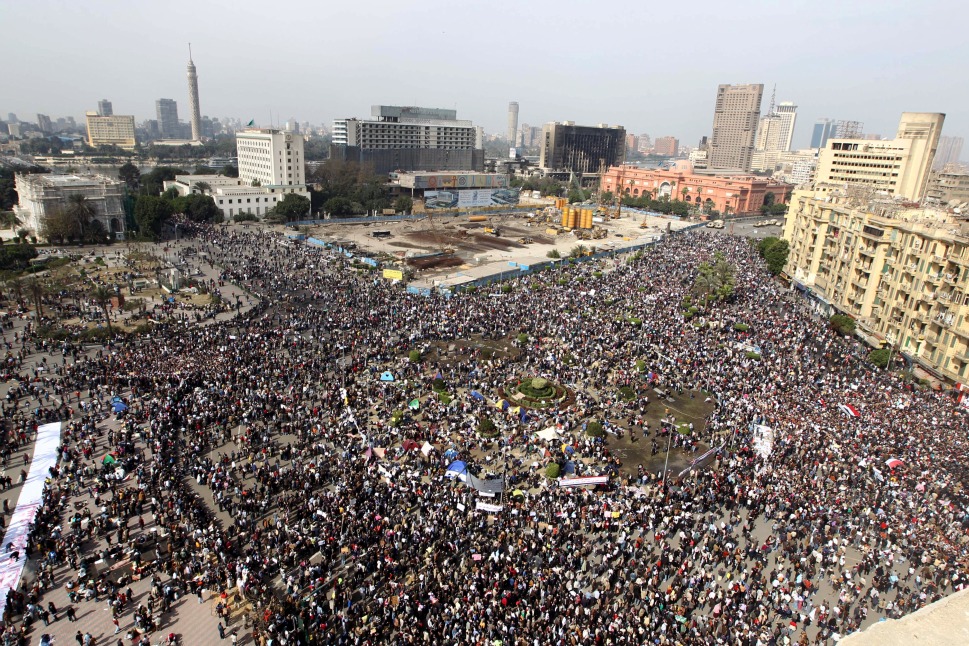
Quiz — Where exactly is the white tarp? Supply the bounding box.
[0,422,62,617]
[751,424,774,459]
[535,427,560,441]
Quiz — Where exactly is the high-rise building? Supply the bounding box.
[85,111,137,150]
[186,45,202,141]
[507,102,519,146]
[97,100,113,117]
[811,119,835,149]
[36,114,52,134]
[653,137,679,156]
[236,128,306,187]
[539,122,626,174]
[708,83,764,171]
[6,113,18,124]
[934,136,964,170]
[775,102,798,152]
[331,120,348,146]
[752,101,797,172]
[637,134,652,153]
[814,112,944,201]
[332,106,484,175]
[155,99,179,139]
[834,120,863,139]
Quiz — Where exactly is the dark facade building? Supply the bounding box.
[538,122,626,174]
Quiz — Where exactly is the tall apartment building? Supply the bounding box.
[933,136,964,170]
[236,128,306,187]
[751,103,797,173]
[14,173,126,238]
[97,100,113,117]
[653,136,678,156]
[814,112,944,201]
[783,187,969,382]
[507,102,519,145]
[36,114,52,134]
[332,106,484,175]
[155,99,180,139]
[708,83,764,171]
[85,111,137,150]
[811,119,835,149]
[539,122,626,174]
[331,119,348,146]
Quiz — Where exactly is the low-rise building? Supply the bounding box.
[163,174,309,220]
[14,173,126,238]
[783,186,969,383]
[927,168,969,207]
[600,161,790,215]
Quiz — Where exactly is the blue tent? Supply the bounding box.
[380,371,395,382]
[445,460,468,481]
[470,390,485,401]
[443,448,459,460]
[112,402,128,413]
[563,461,576,475]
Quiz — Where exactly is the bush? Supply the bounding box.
[500,284,512,294]
[635,359,646,373]
[409,349,421,362]
[585,421,604,438]
[545,463,561,479]
[437,392,452,405]
[829,314,856,336]
[618,385,636,401]
[234,213,258,223]
[547,249,561,259]
[464,286,477,294]
[745,352,761,361]
[627,317,642,327]
[869,347,891,369]
[517,332,529,344]
[131,322,154,336]
[37,326,70,341]
[432,377,446,392]
[390,410,405,427]
[593,270,603,278]
[733,323,750,332]
[519,377,554,399]
[79,327,116,342]
[478,417,499,437]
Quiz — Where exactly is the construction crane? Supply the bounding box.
[612,164,625,219]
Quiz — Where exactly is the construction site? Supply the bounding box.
[300,199,695,290]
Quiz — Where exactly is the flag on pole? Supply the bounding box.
[247,119,255,126]
[838,404,861,418]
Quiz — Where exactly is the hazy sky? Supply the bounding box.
[2,0,966,152]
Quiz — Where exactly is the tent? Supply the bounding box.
[445,460,468,481]
[511,490,526,498]
[443,448,459,460]
[102,454,118,466]
[408,398,420,410]
[495,399,509,410]
[470,391,485,401]
[112,401,128,413]
[563,461,576,475]
[380,371,395,382]
[402,440,420,452]
[535,427,560,441]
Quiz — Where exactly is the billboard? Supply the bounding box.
[424,188,520,209]
[406,173,509,190]
[382,269,403,281]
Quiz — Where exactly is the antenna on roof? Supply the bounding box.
[188,42,193,62]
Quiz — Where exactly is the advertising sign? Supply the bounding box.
[382,269,403,281]
[558,476,608,488]
[424,188,521,209]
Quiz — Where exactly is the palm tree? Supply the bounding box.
[692,263,722,309]
[193,181,211,193]
[91,285,115,336]
[7,278,25,308]
[24,277,46,323]
[65,194,95,241]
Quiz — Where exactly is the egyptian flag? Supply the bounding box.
[838,404,861,418]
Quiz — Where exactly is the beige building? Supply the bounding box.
[814,112,944,201]
[783,186,969,382]
[13,173,126,239]
[927,167,969,206]
[709,83,764,172]
[85,111,136,150]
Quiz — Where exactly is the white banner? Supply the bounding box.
[751,424,774,459]
[475,502,503,513]
[559,476,608,488]
[0,422,62,617]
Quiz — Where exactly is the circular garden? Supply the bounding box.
[499,376,573,410]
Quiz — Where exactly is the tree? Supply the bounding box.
[869,348,891,369]
[394,195,413,214]
[91,285,115,336]
[323,197,354,216]
[134,195,173,240]
[757,237,790,275]
[221,165,239,178]
[829,314,856,336]
[194,166,215,176]
[193,181,211,193]
[140,167,186,195]
[172,194,222,223]
[273,193,311,221]
[118,162,141,190]
[24,277,45,323]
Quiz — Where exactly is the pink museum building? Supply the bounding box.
[601,161,791,215]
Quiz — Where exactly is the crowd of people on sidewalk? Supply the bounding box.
[0,223,967,646]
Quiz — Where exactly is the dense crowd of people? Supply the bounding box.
[1,222,967,645]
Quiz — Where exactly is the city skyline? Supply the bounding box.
[1,0,966,155]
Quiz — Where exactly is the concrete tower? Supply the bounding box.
[507,102,519,148]
[187,44,202,141]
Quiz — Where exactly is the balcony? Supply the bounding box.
[891,241,902,250]
[924,273,941,284]
[858,247,876,257]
